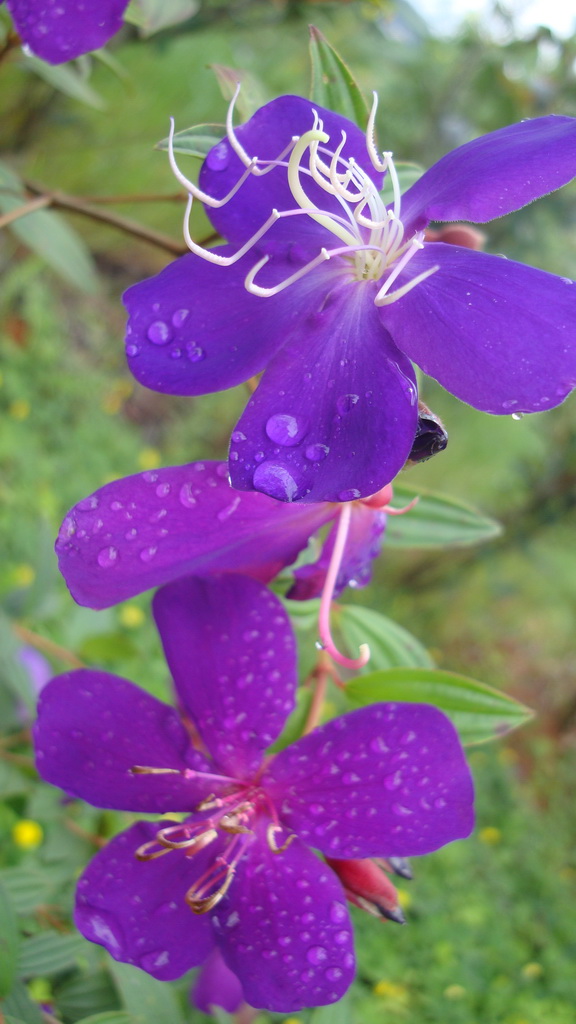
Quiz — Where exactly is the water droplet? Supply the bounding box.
[139,546,158,563]
[147,321,172,345]
[206,141,230,171]
[392,802,413,816]
[218,497,241,522]
[305,442,330,462]
[186,342,205,362]
[309,803,324,816]
[326,967,343,981]
[265,413,308,447]
[179,482,196,508]
[156,482,171,498]
[330,901,347,924]
[307,945,328,966]
[511,411,524,421]
[125,528,138,541]
[334,928,350,945]
[170,348,182,359]
[232,430,247,443]
[253,462,300,501]
[254,450,265,462]
[78,495,99,511]
[97,546,118,568]
[139,949,170,971]
[172,308,190,327]
[336,394,360,416]
[338,488,361,501]
[434,797,446,809]
[126,344,139,357]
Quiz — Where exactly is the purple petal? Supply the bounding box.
[34,670,215,812]
[401,115,576,230]
[152,575,297,777]
[123,248,326,396]
[382,244,576,414]
[7,0,127,63]
[263,704,474,858]
[200,95,383,251]
[288,503,386,600]
[229,282,418,502]
[192,950,244,1015]
[75,820,214,979]
[215,828,355,1011]
[56,461,334,609]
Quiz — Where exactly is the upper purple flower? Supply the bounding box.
[124,91,576,503]
[5,0,129,64]
[34,574,474,1011]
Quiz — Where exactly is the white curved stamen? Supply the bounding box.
[376,263,440,305]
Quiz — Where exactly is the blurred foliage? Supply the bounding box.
[1,1,576,1022]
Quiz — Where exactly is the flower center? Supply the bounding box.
[168,87,439,305]
[130,767,294,913]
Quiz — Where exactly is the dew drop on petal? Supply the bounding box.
[330,901,348,924]
[126,344,139,357]
[179,482,196,508]
[252,462,300,501]
[139,949,170,971]
[265,413,308,447]
[97,546,118,568]
[172,308,190,328]
[147,321,172,345]
[307,945,328,966]
[139,546,158,563]
[232,431,246,443]
[186,343,205,362]
[78,496,99,511]
[305,443,330,462]
[338,488,361,501]
[206,141,230,171]
[336,394,360,416]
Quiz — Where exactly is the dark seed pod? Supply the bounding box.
[407,403,448,464]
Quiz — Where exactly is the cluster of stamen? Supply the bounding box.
[131,767,294,913]
[168,86,438,304]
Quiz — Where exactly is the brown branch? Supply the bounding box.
[0,194,51,229]
[14,624,84,668]
[21,180,189,256]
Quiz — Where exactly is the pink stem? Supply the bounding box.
[318,503,370,670]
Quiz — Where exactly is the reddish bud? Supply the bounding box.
[326,857,406,924]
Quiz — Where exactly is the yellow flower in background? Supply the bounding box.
[12,564,36,587]
[12,819,44,850]
[9,398,31,420]
[119,604,145,628]
[479,826,502,846]
[138,448,161,470]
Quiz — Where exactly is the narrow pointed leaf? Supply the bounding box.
[210,64,269,120]
[337,604,434,673]
[388,483,502,547]
[17,933,86,979]
[0,882,19,998]
[346,667,534,745]
[156,123,226,159]
[308,25,369,128]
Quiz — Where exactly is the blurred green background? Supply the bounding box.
[1,2,575,1022]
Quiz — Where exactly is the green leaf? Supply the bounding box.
[308,25,369,127]
[269,686,313,753]
[310,992,351,1023]
[57,969,119,1021]
[73,1015,133,1024]
[0,982,43,1024]
[0,162,99,294]
[109,962,185,1024]
[156,123,225,160]
[210,64,269,121]
[336,605,434,673]
[18,932,86,979]
[0,611,36,712]
[17,56,105,109]
[0,867,56,915]
[0,882,20,998]
[284,598,322,681]
[124,0,199,35]
[346,667,534,745]
[387,483,502,548]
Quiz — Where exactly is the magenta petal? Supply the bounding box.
[123,248,325,396]
[402,115,576,229]
[200,95,383,251]
[288,503,386,600]
[56,462,334,609]
[33,670,214,812]
[7,0,127,63]
[229,282,418,502]
[216,831,355,1011]
[192,950,244,1015]
[263,704,474,858]
[152,575,297,777]
[382,244,576,414]
[75,821,214,979]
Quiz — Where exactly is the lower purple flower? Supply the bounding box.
[5,0,129,64]
[34,574,473,1011]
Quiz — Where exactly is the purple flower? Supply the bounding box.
[55,460,390,609]
[4,0,129,64]
[124,91,576,503]
[34,574,473,1011]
